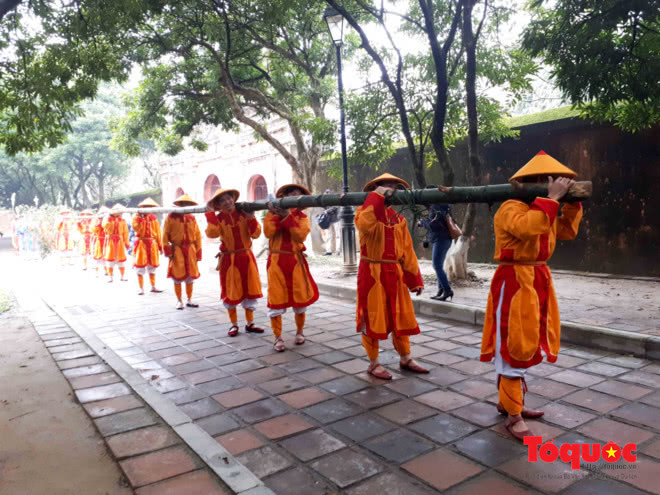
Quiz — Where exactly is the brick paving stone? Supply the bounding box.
[451,401,502,427]
[409,413,478,444]
[539,402,597,429]
[279,428,346,461]
[169,359,215,375]
[196,346,231,358]
[212,387,264,408]
[611,403,660,430]
[577,417,655,446]
[310,448,383,488]
[159,352,199,366]
[454,430,527,467]
[196,413,240,436]
[68,371,122,390]
[319,376,369,396]
[232,398,288,424]
[576,361,629,377]
[497,453,586,493]
[44,337,81,347]
[215,429,264,455]
[449,379,495,399]
[149,346,189,359]
[329,413,395,442]
[617,370,660,389]
[415,389,474,412]
[236,446,292,478]
[548,369,606,388]
[640,390,660,408]
[420,367,467,386]
[255,414,314,439]
[562,389,626,413]
[364,429,434,464]
[266,466,336,495]
[107,425,180,459]
[421,351,465,366]
[448,360,492,376]
[526,362,562,377]
[425,340,462,351]
[95,408,159,436]
[297,366,344,384]
[260,352,301,366]
[451,335,482,345]
[276,358,320,374]
[403,449,484,492]
[561,478,649,495]
[303,398,363,424]
[617,454,660,494]
[344,386,402,409]
[123,353,153,365]
[135,470,229,495]
[83,395,143,418]
[312,350,353,365]
[259,376,308,395]
[208,351,251,366]
[294,343,331,357]
[325,338,357,350]
[180,397,224,419]
[332,358,370,374]
[444,470,539,495]
[279,387,331,409]
[132,360,164,372]
[164,387,208,405]
[526,378,578,399]
[219,358,265,375]
[448,346,481,359]
[120,446,199,487]
[237,367,286,385]
[75,382,132,403]
[491,419,565,443]
[554,354,587,368]
[62,363,111,378]
[591,380,653,400]
[186,340,219,351]
[374,399,436,425]
[181,368,227,385]
[641,438,660,459]
[599,356,650,369]
[346,472,435,495]
[152,377,188,393]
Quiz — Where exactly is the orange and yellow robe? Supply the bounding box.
[132,213,162,269]
[92,218,106,261]
[205,210,262,305]
[56,219,74,252]
[355,191,424,339]
[480,198,583,368]
[77,218,93,256]
[103,216,129,263]
[163,213,202,282]
[263,210,319,310]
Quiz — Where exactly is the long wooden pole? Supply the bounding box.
[113,181,592,215]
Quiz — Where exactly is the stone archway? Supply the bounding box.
[247,175,268,201]
[204,175,221,202]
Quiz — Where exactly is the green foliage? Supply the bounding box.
[523,0,660,131]
[505,105,580,127]
[0,289,10,313]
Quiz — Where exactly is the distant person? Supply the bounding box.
[132,198,163,295]
[480,151,582,441]
[321,189,340,255]
[77,209,94,270]
[419,185,454,301]
[103,204,130,282]
[92,206,109,277]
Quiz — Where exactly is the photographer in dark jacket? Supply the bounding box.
[420,185,454,301]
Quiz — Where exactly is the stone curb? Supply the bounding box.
[314,281,660,360]
[41,297,275,495]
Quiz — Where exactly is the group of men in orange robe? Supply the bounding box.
[51,150,582,442]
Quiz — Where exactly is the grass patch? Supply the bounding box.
[506,106,581,128]
[0,289,11,313]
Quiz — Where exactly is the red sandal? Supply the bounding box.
[504,415,532,442]
[245,323,264,333]
[227,325,239,337]
[400,359,429,374]
[367,363,392,380]
[497,402,544,419]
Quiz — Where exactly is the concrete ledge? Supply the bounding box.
[315,279,660,360]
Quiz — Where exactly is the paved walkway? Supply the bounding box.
[9,252,658,495]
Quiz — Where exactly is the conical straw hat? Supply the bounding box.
[363,172,410,192]
[509,151,577,182]
[137,197,160,208]
[276,183,312,198]
[207,188,240,208]
[173,194,198,206]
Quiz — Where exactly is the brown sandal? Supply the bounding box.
[504,415,532,442]
[295,332,305,345]
[399,359,429,374]
[367,363,392,380]
[274,337,286,352]
[227,325,239,337]
[497,402,544,419]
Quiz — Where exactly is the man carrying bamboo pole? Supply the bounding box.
[205,188,264,336]
[356,173,429,380]
[264,184,319,352]
[480,151,583,441]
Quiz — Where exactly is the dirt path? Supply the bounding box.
[0,301,134,495]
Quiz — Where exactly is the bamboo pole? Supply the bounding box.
[109,181,592,215]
